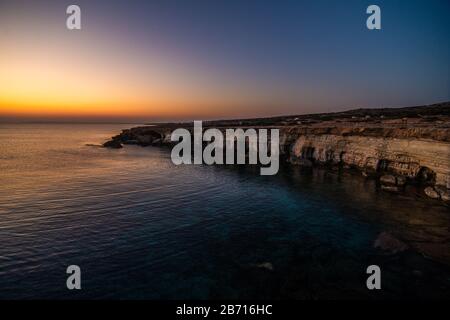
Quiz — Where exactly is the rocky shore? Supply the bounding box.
[104,102,450,203]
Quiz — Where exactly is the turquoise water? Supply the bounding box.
[0,124,449,299]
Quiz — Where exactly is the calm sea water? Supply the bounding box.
[0,123,449,299]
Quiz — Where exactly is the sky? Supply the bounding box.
[0,0,449,122]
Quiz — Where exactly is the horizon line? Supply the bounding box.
[1,100,448,125]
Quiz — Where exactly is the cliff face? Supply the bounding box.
[282,131,449,197]
[105,102,450,202]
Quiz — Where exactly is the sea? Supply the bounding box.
[0,123,449,299]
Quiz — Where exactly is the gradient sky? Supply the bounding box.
[0,0,449,122]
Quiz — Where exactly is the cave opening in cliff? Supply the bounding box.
[417,166,436,185]
[376,159,390,172]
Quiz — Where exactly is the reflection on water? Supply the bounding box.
[0,124,449,299]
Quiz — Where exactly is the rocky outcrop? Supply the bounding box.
[283,132,449,197]
[424,186,450,201]
[436,186,450,201]
[105,127,172,148]
[102,139,123,149]
[105,102,450,202]
[424,187,440,199]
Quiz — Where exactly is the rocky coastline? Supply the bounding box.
[104,102,450,203]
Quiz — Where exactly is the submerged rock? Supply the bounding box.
[412,270,423,277]
[249,262,274,271]
[256,262,274,271]
[374,232,408,254]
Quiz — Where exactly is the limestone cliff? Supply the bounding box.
[282,130,449,197]
[105,102,450,202]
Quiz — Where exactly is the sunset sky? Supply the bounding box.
[0,0,449,122]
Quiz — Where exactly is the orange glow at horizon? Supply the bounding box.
[0,4,302,121]
[0,39,287,120]
[0,45,230,119]
[0,52,295,120]
[0,28,221,120]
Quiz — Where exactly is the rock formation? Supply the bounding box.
[104,102,450,202]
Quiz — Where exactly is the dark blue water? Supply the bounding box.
[0,124,449,299]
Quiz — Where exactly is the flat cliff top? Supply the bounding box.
[126,102,450,142]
